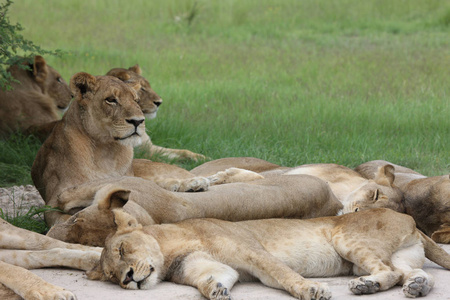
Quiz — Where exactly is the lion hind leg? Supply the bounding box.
[391,241,434,297]
[170,251,238,300]
[237,249,331,300]
[154,176,210,192]
[208,168,264,185]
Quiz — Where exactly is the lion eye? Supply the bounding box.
[373,189,380,201]
[119,244,125,258]
[57,77,63,83]
[105,97,118,105]
[354,207,359,212]
[140,87,146,92]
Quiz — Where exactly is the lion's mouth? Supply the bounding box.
[115,132,140,141]
[122,267,153,289]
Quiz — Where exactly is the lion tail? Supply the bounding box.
[420,230,450,270]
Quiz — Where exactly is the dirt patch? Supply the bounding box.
[0,185,45,217]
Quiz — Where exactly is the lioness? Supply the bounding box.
[0,56,71,136]
[47,174,342,247]
[284,163,404,214]
[193,160,405,214]
[107,64,206,161]
[356,160,450,243]
[0,217,101,300]
[31,72,219,226]
[87,208,450,299]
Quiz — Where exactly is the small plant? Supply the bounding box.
[0,0,61,90]
[0,187,60,233]
[170,1,199,27]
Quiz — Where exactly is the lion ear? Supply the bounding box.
[33,55,48,83]
[112,209,140,232]
[95,185,131,210]
[86,262,108,281]
[70,72,97,98]
[112,71,131,82]
[374,164,395,187]
[128,64,142,75]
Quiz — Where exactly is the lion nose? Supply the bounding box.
[126,118,145,128]
[154,99,162,107]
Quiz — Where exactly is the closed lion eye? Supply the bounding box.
[119,243,125,258]
[105,97,118,105]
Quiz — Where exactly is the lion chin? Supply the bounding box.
[117,133,144,148]
[144,112,157,120]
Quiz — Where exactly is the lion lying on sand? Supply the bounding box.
[192,158,405,214]
[87,208,450,299]
[0,56,72,137]
[0,217,100,300]
[47,174,343,246]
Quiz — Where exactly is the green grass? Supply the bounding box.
[1,0,449,193]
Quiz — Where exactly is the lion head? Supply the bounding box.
[106,65,162,119]
[87,209,163,290]
[342,164,404,213]
[0,56,72,134]
[69,72,146,147]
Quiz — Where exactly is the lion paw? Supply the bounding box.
[209,282,231,300]
[348,277,380,295]
[179,177,210,192]
[29,288,76,300]
[289,281,331,300]
[402,275,433,298]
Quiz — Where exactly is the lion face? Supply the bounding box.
[87,210,164,290]
[102,229,163,289]
[44,65,72,112]
[69,73,146,147]
[106,65,162,119]
[342,180,404,213]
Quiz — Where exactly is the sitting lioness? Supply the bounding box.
[356,160,450,243]
[30,72,282,227]
[107,64,206,161]
[0,56,72,136]
[30,72,213,226]
[0,217,101,300]
[87,208,450,299]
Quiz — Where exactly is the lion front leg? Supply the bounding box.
[0,261,76,300]
[168,251,238,300]
[142,141,207,162]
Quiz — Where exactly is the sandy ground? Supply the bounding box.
[31,244,450,300]
[1,186,449,299]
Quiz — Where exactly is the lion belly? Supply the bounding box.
[239,219,353,278]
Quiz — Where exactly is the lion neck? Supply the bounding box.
[60,102,135,178]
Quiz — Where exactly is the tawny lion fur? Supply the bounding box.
[0,217,100,300]
[356,160,450,243]
[0,56,71,137]
[87,208,450,299]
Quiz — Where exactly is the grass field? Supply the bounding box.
[1,0,449,190]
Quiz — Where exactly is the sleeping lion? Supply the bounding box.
[88,208,450,299]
